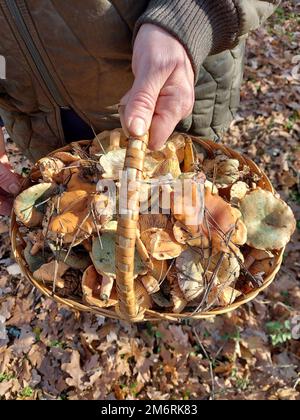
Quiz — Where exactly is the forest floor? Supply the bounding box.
[0,0,299,400]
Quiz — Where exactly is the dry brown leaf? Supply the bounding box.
[61,351,85,390]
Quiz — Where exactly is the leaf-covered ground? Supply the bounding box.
[0,0,299,400]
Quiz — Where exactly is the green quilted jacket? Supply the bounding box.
[0,0,280,161]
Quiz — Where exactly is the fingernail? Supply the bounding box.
[9,183,20,195]
[129,118,147,137]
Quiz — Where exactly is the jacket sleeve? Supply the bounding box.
[135,0,280,77]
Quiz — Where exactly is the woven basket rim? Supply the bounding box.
[10,136,284,322]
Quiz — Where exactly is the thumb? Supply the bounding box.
[0,163,21,196]
[124,66,167,138]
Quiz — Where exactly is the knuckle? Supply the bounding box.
[181,87,195,116]
[131,91,156,113]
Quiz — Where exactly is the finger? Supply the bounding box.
[124,64,169,137]
[0,194,13,217]
[0,163,22,196]
[119,92,131,137]
[148,87,193,150]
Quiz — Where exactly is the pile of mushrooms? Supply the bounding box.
[13,130,296,314]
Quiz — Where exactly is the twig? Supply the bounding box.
[90,125,107,155]
[91,202,103,250]
[193,328,216,400]
[63,210,92,263]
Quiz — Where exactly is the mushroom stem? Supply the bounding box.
[100,275,114,301]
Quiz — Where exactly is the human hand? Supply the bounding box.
[0,129,22,216]
[121,24,195,150]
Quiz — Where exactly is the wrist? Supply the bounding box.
[135,0,241,79]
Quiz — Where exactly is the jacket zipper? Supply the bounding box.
[5,0,69,109]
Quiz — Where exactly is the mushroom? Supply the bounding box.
[173,221,191,245]
[144,154,164,177]
[216,158,240,187]
[176,248,204,302]
[51,151,81,164]
[230,181,249,205]
[57,190,90,214]
[89,131,112,156]
[171,172,206,236]
[48,243,92,271]
[33,261,70,289]
[218,286,242,307]
[27,230,45,256]
[49,212,93,244]
[100,275,115,301]
[91,231,146,279]
[204,155,240,188]
[166,132,186,163]
[24,243,50,273]
[150,258,169,283]
[100,149,126,180]
[240,189,296,250]
[141,228,185,260]
[151,290,173,308]
[107,129,123,152]
[14,183,57,228]
[205,250,244,285]
[139,214,170,233]
[135,281,153,310]
[249,258,276,277]
[230,208,248,246]
[171,281,188,313]
[48,190,93,244]
[82,265,117,308]
[204,185,238,236]
[244,248,274,269]
[136,234,153,268]
[140,274,160,294]
[153,143,181,179]
[66,170,98,194]
[38,157,65,182]
[93,192,114,227]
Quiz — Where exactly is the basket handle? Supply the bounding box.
[116,131,149,321]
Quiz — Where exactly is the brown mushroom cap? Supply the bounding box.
[176,248,204,302]
[203,155,240,187]
[38,157,65,183]
[171,173,206,236]
[141,228,185,260]
[204,186,240,237]
[48,190,93,242]
[249,258,276,277]
[240,189,296,250]
[244,248,274,269]
[217,286,241,307]
[66,172,97,194]
[202,249,243,286]
[33,261,69,289]
[51,151,81,164]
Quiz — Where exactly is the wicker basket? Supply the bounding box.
[10,136,284,322]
